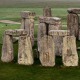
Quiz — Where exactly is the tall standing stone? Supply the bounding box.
[62,36,78,66]
[67,8,80,40]
[67,13,79,39]
[1,34,14,62]
[21,11,35,46]
[18,36,34,65]
[43,6,52,17]
[39,35,55,66]
[38,17,62,52]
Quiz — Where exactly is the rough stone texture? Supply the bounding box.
[39,17,61,24]
[21,11,35,19]
[43,7,52,17]
[49,30,70,56]
[1,29,33,65]
[18,36,34,65]
[62,36,78,66]
[21,11,35,46]
[38,17,61,52]
[68,8,80,14]
[1,34,14,62]
[37,23,46,51]
[49,30,70,36]
[5,29,27,36]
[67,13,79,39]
[39,35,55,66]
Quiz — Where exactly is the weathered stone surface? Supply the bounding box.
[37,23,46,51]
[5,29,27,36]
[39,35,55,67]
[38,17,61,52]
[62,36,78,66]
[21,11,35,19]
[49,30,70,36]
[43,7,52,17]
[21,11,35,46]
[68,8,80,14]
[49,30,70,56]
[18,36,34,65]
[39,17,61,24]
[67,13,79,39]
[1,34,14,62]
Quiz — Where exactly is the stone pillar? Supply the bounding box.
[39,35,55,67]
[38,17,61,52]
[62,36,78,66]
[67,13,79,39]
[67,8,80,40]
[43,6,52,17]
[1,33,14,62]
[18,35,34,65]
[49,30,70,56]
[21,11,35,46]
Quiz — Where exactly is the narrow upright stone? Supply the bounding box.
[39,35,55,67]
[1,34,14,62]
[67,13,79,39]
[18,36,34,65]
[21,11,35,46]
[62,36,78,66]
[43,6,52,17]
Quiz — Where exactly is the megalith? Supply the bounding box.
[21,11,35,46]
[62,36,78,66]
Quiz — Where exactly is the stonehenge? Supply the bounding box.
[1,29,34,65]
[49,30,70,56]
[67,8,80,40]
[43,6,52,17]
[38,16,62,54]
[0,7,79,67]
[39,35,55,67]
[62,36,78,66]
[49,30,78,66]
[21,11,36,46]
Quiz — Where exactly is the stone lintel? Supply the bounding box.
[39,16,61,24]
[49,30,70,36]
[5,29,27,36]
[68,8,80,14]
[21,11,36,19]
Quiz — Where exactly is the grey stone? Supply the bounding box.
[39,35,55,67]
[18,36,34,65]
[1,34,14,62]
[62,36,78,66]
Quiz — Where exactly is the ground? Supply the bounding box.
[0,7,80,80]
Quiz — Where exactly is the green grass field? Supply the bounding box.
[0,7,80,80]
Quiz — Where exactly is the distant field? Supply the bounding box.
[0,0,80,8]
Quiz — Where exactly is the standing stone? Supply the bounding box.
[49,30,70,56]
[18,36,34,65]
[39,35,55,67]
[21,11,35,46]
[67,13,79,39]
[38,17,61,53]
[37,23,46,51]
[1,34,14,62]
[43,6,52,17]
[62,36,78,66]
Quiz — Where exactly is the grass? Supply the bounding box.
[0,7,80,80]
